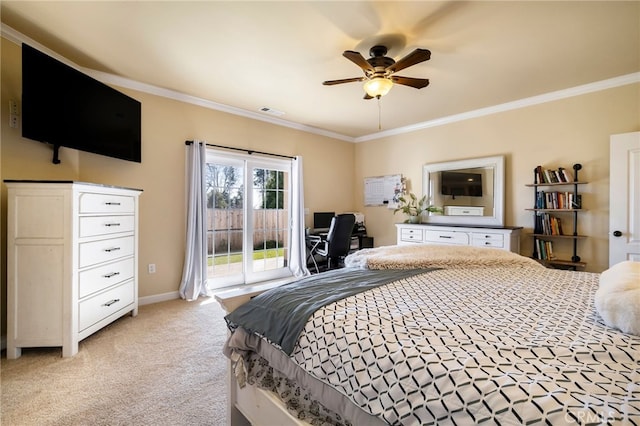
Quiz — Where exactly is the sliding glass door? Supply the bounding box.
[206,150,292,288]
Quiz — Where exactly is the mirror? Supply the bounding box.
[422,155,505,226]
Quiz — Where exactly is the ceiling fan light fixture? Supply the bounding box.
[363,77,393,98]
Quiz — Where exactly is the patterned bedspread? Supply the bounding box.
[227,247,640,425]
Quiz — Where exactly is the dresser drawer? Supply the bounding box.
[79,236,134,268]
[444,206,485,216]
[79,215,135,238]
[79,258,135,298]
[400,228,423,242]
[79,280,135,332]
[472,233,504,248]
[79,193,135,214]
[424,230,469,245]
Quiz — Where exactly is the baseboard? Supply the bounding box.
[139,291,180,306]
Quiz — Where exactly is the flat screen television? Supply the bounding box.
[441,171,483,197]
[22,44,141,163]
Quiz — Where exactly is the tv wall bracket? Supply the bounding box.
[52,144,61,164]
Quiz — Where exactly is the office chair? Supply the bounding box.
[309,213,356,273]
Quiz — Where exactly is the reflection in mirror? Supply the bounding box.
[430,167,494,217]
[423,155,505,226]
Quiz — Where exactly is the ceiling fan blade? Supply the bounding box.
[387,48,431,73]
[343,50,375,72]
[390,76,430,89]
[323,77,366,86]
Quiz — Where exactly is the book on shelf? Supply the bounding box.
[534,165,574,184]
[535,239,555,260]
[544,169,558,183]
[557,167,572,182]
[535,212,563,235]
[570,194,582,209]
[535,191,578,209]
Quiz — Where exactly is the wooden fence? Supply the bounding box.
[207,208,288,252]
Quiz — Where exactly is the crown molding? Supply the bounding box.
[354,72,640,143]
[85,69,354,142]
[3,24,638,144]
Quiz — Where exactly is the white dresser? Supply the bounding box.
[6,181,142,358]
[396,223,522,253]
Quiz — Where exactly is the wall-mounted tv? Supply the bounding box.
[22,44,141,164]
[441,171,483,197]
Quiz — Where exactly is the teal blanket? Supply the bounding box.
[225,267,434,355]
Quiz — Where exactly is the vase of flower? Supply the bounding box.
[393,192,442,223]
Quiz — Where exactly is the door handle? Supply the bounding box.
[613,230,622,237]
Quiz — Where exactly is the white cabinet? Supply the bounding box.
[396,223,522,253]
[6,181,142,358]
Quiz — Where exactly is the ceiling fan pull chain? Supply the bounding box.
[378,97,382,130]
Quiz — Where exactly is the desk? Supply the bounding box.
[306,233,373,274]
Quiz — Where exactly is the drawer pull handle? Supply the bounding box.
[485,242,491,245]
[104,223,121,227]
[439,236,452,239]
[104,247,121,253]
[103,299,120,307]
[105,202,121,206]
[103,272,120,278]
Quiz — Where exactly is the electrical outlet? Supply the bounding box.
[148,263,156,274]
[9,100,19,128]
[9,100,18,115]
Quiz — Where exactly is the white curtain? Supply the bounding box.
[288,155,310,277]
[179,140,211,301]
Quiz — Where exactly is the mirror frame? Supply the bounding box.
[422,155,505,226]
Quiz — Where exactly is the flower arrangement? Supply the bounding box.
[393,192,442,223]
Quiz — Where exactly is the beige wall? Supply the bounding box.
[354,83,640,272]
[0,39,356,331]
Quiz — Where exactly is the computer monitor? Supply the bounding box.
[313,211,335,233]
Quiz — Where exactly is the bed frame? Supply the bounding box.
[227,362,310,426]
[216,283,312,426]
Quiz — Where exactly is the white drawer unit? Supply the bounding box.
[79,235,135,268]
[471,232,505,248]
[396,223,522,253]
[6,181,142,358]
[400,228,423,243]
[79,215,135,238]
[78,280,135,333]
[424,229,470,245]
[79,258,135,299]
[444,206,485,216]
[79,192,136,214]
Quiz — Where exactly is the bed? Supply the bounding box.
[221,244,640,426]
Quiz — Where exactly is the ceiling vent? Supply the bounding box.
[259,106,285,117]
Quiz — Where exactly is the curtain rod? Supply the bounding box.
[185,141,296,160]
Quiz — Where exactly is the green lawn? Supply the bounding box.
[209,248,285,265]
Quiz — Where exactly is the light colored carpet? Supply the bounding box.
[1,297,228,425]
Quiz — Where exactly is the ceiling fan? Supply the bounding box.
[323,45,431,99]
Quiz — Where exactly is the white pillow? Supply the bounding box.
[595,261,640,335]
